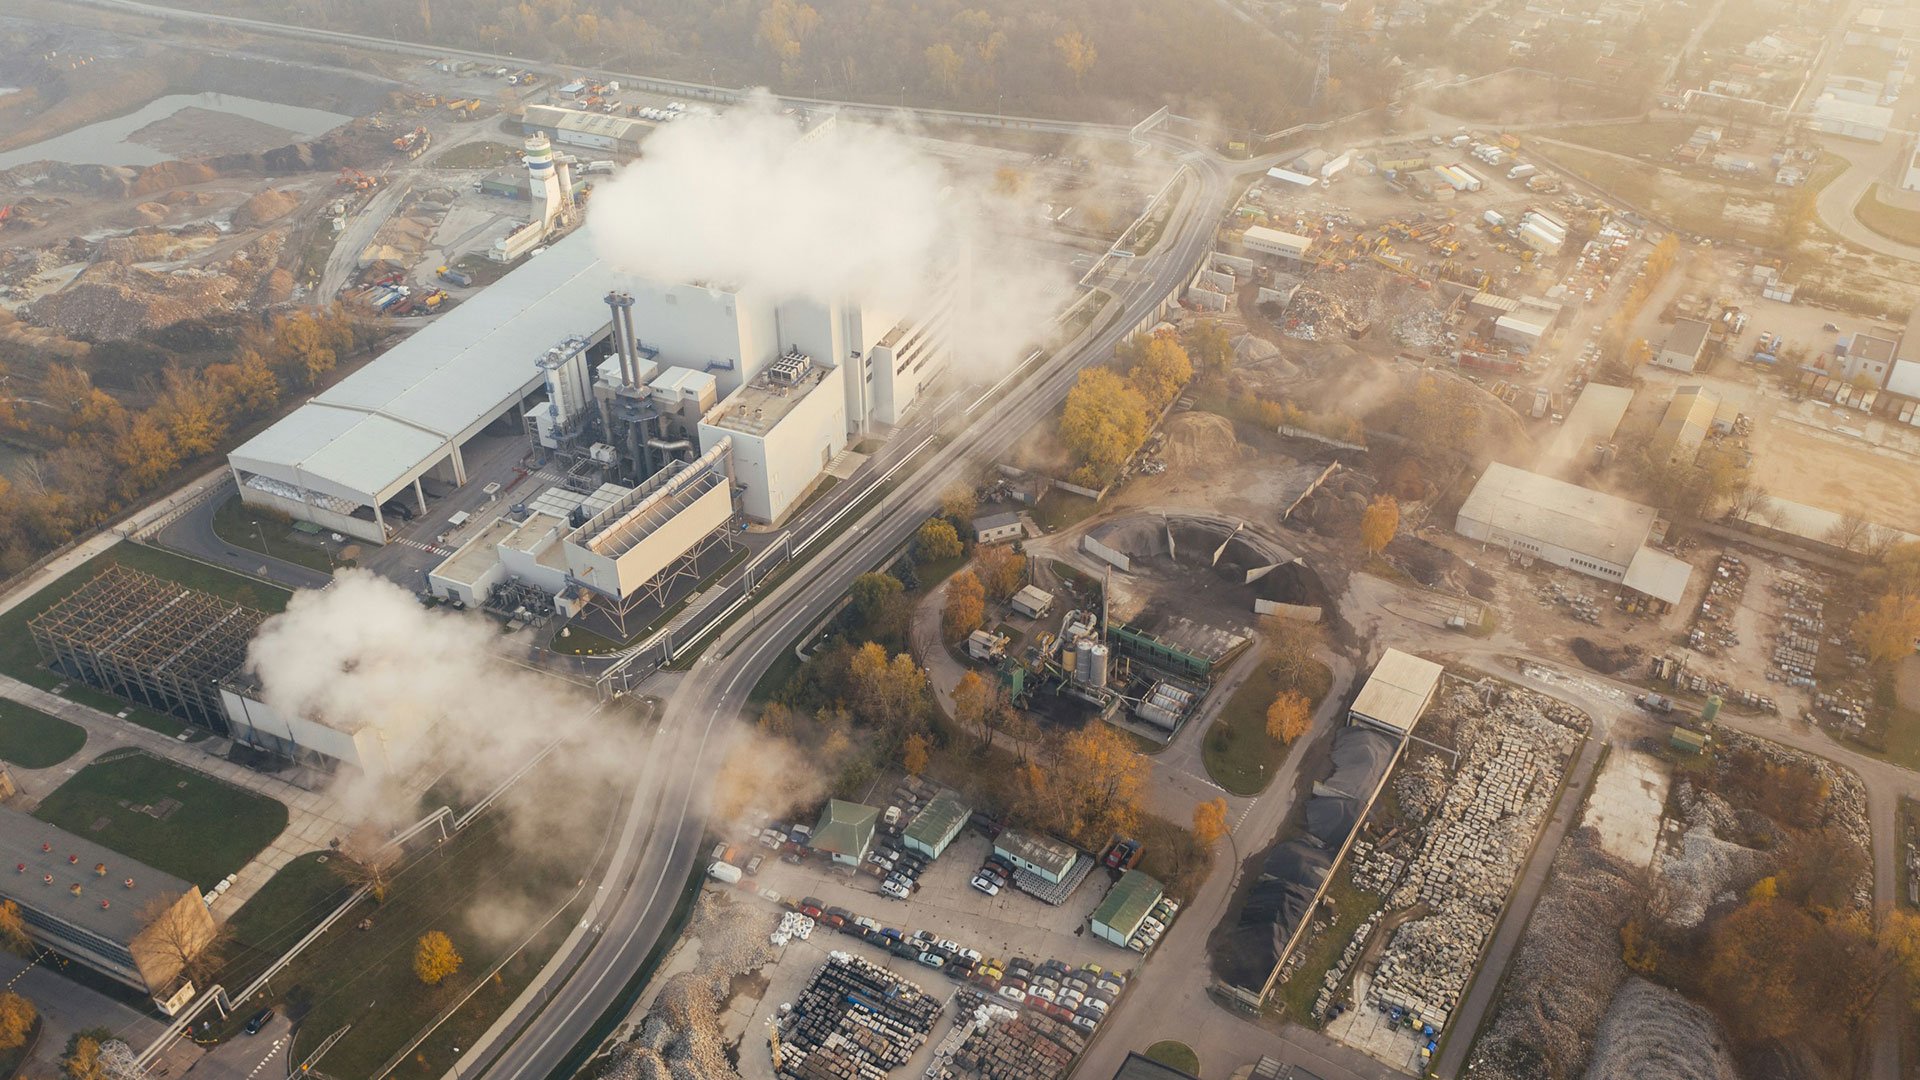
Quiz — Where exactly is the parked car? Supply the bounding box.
[890,940,920,958]
[910,929,936,945]
[997,986,1028,1003]
[971,875,1000,896]
[853,916,880,932]
[799,897,824,918]
[1070,1015,1098,1033]
[1081,996,1109,1014]
[244,1008,275,1035]
[822,906,851,928]
[880,879,910,900]
[917,952,946,969]
[956,947,982,965]
[879,927,904,941]
[744,854,764,875]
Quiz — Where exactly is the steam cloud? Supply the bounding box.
[589,90,1071,374]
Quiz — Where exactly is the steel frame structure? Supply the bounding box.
[28,565,266,735]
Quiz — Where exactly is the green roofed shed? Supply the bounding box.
[903,790,971,859]
[811,800,878,865]
[1090,869,1164,946]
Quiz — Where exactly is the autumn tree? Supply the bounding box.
[953,670,997,748]
[939,482,978,523]
[1265,689,1312,744]
[1705,896,1881,1050]
[1261,617,1328,693]
[1054,723,1146,843]
[1192,797,1229,847]
[848,642,928,737]
[758,701,796,736]
[924,42,964,95]
[974,543,1026,601]
[1124,333,1193,410]
[0,992,33,1051]
[137,893,225,986]
[271,310,341,388]
[332,824,401,902]
[1187,320,1234,378]
[1053,29,1097,87]
[63,1034,107,1080]
[902,733,931,776]
[1060,367,1149,484]
[1359,495,1399,555]
[0,900,29,956]
[1855,592,1920,665]
[943,571,986,641]
[413,930,462,986]
[916,517,963,562]
[1405,375,1481,458]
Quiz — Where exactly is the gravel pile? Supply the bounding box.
[1583,977,1741,1080]
[1467,829,1641,1080]
[597,894,778,1080]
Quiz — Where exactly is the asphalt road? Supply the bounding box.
[154,492,334,592]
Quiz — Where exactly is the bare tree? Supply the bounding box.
[1728,483,1772,524]
[1827,510,1870,553]
[135,894,226,988]
[1862,524,1900,562]
[332,825,402,902]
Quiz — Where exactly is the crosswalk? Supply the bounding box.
[248,1037,285,1077]
[393,537,453,557]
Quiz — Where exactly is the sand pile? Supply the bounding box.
[1161,412,1238,468]
[123,202,170,226]
[24,261,240,340]
[234,188,301,227]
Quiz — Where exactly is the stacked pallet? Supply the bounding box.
[946,997,1085,1080]
[778,953,942,1080]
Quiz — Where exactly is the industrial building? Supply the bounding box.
[0,806,216,1009]
[1456,463,1693,608]
[219,679,396,780]
[1348,649,1442,736]
[1651,385,1720,466]
[1655,318,1711,372]
[1541,382,1633,472]
[1089,870,1165,948]
[30,566,267,737]
[1011,585,1054,619]
[520,103,650,155]
[811,801,879,866]
[1842,331,1899,386]
[901,790,971,859]
[1812,94,1893,142]
[1241,225,1314,261]
[698,351,848,524]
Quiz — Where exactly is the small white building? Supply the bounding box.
[1011,584,1055,619]
[993,830,1078,884]
[1655,319,1712,373]
[1494,313,1550,350]
[972,511,1024,545]
[1241,225,1314,262]
[1348,648,1443,736]
[967,629,1009,661]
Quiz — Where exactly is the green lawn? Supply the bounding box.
[216,851,352,994]
[1145,1041,1200,1076]
[1202,660,1333,796]
[1546,119,1700,160]
[33,751,288,888]
[1032,490,1101,531]
[1854,184,1920,248]
[430,141,521,169]
[279,794,614,1078]
[210,495,338,574]
[0,542,291,695]
[0,700,86,769]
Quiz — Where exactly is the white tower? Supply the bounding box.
[525,132,565,233]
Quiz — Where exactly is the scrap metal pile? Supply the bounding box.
[599,894,779,1080]
[1359,681,1586,1032]
[775,953,942,1080]
[1686,554,1745,655]
[938,988,1088,1080]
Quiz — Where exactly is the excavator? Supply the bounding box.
[336,167,380,192]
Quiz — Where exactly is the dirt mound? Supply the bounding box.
[1585,978,1741,1080]
[24,260,242,341]
[234,189,300,228]
[1571,638,1642,674]
[96,225,221,264]
[1161,411,1238,468]
[123,202,170,226]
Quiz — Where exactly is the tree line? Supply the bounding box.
[0,308,366,577]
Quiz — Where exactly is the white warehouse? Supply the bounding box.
[1241,225,1314,261]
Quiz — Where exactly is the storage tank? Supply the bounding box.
[1075,642,1110,687]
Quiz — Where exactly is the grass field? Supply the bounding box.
[215,852,352,995]
[1546,119,1700,160]
[1854,184,1920,248]
[1271,871,1383,1024]
[0,542,291,697]
[0,700,86,769]
[210,495,337,573]
[430,141,521,169]
[281,792,614,1078]
[1202,659,1332,796]
[1145,1041,1200,1075]
[33,751,287,887]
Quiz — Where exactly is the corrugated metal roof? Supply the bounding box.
[1349,648,1442,734]
[1457,462,1658,565]
[903,790,970,846]
[1623,547,1694,605]
[231,228,612,500]
[1091,869,1163,937]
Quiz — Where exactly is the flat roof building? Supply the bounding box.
[698,352,848,524]
[993,830,1078,884]
[0,806,216,1009]
[1655,318,1712,372]
[972,511,1023,545]
[1542,383,1634,472]
[1457,462,1692,605]
[1011,585,1055,619]
[1349,649,1442,736]
[521,104,650,155]
[902,790,971,859]
[1241,226,1314,261]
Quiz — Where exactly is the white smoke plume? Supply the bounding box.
[244,570,625,824]
[589,90,1072,375]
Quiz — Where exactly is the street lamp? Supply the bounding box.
[251,520,271,558]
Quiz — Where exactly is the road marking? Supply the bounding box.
[247,1037,284,1077]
